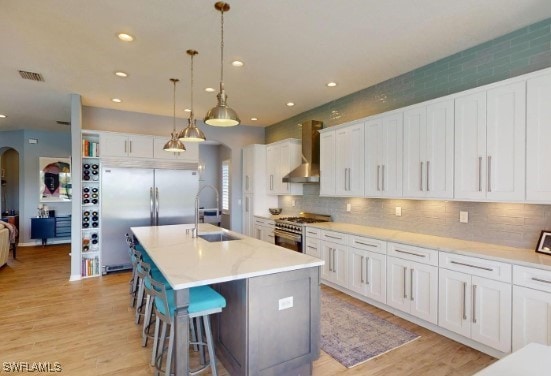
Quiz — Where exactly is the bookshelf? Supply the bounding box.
[81,132,101,277]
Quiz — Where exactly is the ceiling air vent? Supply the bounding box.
[19,70,44,82]
[56,121,71,126]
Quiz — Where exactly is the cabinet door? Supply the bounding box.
[403,106,426,198]
[349,248,369,295]
[471,276,512,353]
[366,251,387,304]
[454,91,487,200]
[410,263,438,324]
[335,128,349,195]
[277,142,291,194]
[127,135,153,158]
[527,73,551,202]
[242,194,253,236]
[319,131,336,196]
[364,118,383,196]
[335,124,364,196]
[101,134,129,157]
[438,268,471,338]
[266,145,277,195]
[321,242,334,281]
[486,82,525,201]
[263,226,275,244]
[254,224,263,241]
[425,99,454,199]
[321,241,347,287]
[387,256,410,313]
[381,113,403,197]
[243,147,254,194]
[513,285,551,351]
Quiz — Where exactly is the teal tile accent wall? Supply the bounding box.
[266,18,551,142]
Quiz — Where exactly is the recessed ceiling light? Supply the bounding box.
[184,108,191,113]
[111,98,122,103]
[232,60,244,67]
[205,87,215,93]
[286,102,295,107]
[117,33,134,42]
[115,71,128,77]
[0,114,6,118]
[251,117,258,121]
[326,82,337,87]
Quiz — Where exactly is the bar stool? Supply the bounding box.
[147,275,226,376]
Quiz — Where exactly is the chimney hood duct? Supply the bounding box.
[282,120,323,183]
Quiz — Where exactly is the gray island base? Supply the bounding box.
[214,267,321,376]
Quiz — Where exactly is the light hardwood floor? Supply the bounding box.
[0,245,495,375]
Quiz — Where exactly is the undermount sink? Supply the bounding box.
[198,233,241,242]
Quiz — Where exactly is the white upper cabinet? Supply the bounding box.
[454,81,526,201]
[153,137,199,162]
[319,131,336,196]
[243,144,268,194]
[403,99,454,199]
[320,122,364,197]
[365,112,403,197]
[266,139,303,195]
[526,72,551,203]
[101,133,154,158]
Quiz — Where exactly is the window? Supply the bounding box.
[221,159,230,214]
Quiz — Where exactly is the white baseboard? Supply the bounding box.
[69,274,82,281]
[18,239,71,247]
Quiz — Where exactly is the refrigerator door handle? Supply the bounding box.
[155,187,160,226]
[150,187,154,225]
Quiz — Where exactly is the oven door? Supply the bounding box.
[274,229,302,252]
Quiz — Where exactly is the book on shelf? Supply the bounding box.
[82,140,100,157]
[82,255,100,277]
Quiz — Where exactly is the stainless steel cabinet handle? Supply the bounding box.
[360,256,364,283]
[532,277,551,284]
[472,284,477,324]
[246,176,249,191]
[426,161,430,191]
[487,156,492,192]
[403,267,407,299]
[355,241,378,248]
[410,268,414,301]
[328,247,333,272]
[307,231,318,235]
[332,249,337,274]
[365,257,370,285]
[382,165,385,191]
[155,187,159,225]
[420,161,424,191]
[270,175,274,190]
[325,234,343,240]
[307,245,317,250]
[125,140,128,154]
[245,197,249,212]
[450,260,493,272]
[462,282,467,320]
[129,140,132,154]
[347,168,351,191]
[478,156,482,192]
[395,249,426,258]
[344,168,348,191]
[149,187,154,225]
[377,165,381,191]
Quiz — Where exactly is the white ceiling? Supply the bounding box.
[1,0,550,132]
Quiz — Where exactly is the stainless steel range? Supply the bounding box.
[274,212,331,252]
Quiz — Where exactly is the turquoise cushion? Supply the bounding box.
[155,286,226,317]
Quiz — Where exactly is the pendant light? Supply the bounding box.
[163,78,186,152]
[179,50,206,142]
[204,1,240,127]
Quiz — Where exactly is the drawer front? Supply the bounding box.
[348,235,386,255]
[320,230,347,245]
[440,252,512,283]
[254,217,266,226]
[514,265,551,293]
[387,242,438,266]
[304,227,320,238]
[263,219,275,228]
[304,237,321,258]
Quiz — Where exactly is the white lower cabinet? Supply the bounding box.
[321,240,347,288]
[512,265,551,351]
[438,253,512,353]
[348,247,386,304]
[387,256,438,324]
[253,217,275,244]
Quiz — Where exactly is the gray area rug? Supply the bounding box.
[320,290,420,368]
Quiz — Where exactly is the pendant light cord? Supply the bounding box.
[190,53,194,117]
[172,80,177,132]
[220,8,224,85]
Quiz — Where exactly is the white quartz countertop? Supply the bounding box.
[131,223,324,290]
[307,222,551,271]
[474,343,551,375]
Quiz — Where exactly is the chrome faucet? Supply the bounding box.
[193,184,220,238]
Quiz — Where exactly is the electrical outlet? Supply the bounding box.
[460,211,469,223]
[395,207,402,217]
[292,200,296,207]
[278,296,293,311]
[346,203,351,212]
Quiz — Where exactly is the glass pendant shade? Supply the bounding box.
[164,78,186,152]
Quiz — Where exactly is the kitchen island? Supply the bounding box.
[131,223,324,376]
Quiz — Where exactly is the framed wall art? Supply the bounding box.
[39,157,72,202]
[536,231,551,256]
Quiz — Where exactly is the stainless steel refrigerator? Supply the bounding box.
[101,167,198,273]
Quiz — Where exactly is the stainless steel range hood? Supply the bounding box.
[282,120,323,183]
